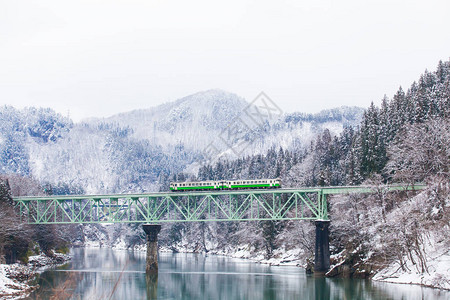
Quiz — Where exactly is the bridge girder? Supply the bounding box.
[13,184,425,225]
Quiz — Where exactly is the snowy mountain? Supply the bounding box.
[97,89,363,160]
[103,89,249,151]
[0,89,364,194]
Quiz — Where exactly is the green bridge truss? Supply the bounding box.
[13,185,425,224]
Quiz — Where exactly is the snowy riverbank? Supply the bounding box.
[109,238,307,268]
[0,252,71,299]
[116,238,450,291]
[372,233,450,290]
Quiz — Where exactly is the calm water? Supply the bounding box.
[28,248,449,300]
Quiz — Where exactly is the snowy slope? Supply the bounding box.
[103,89,249,151]
[95,89,363,161]
[1,90,364,195]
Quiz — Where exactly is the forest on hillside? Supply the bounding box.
[185,60,450,187]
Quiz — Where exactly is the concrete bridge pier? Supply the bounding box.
[314,220,330,275]
[143,224,162,274]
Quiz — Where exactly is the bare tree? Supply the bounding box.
[385,118,450,183]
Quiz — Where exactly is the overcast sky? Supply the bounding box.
[1,0,449,122]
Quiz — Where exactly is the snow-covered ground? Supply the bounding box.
[109,239,306,267]
[0,253,71,299]
[0,264,35,300]
[373,232,450,290]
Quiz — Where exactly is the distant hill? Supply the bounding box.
[98,89,364,157]
[0,89,364,194]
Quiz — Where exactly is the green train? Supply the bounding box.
[170,178,281,192]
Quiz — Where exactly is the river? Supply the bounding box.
[28,248,449,300]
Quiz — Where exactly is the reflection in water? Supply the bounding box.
[146,273,158,300]
[28,248,450,300]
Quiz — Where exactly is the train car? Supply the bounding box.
[170,181,224,192]
[170,178,281,192]
[224,178,281,189]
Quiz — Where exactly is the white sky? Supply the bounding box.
[1,0,449,122]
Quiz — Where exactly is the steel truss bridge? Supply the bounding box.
[13,185,425,225]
